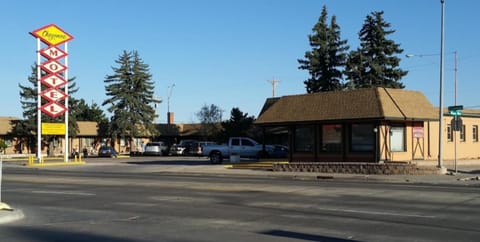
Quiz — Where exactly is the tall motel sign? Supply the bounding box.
[30,24,73,162]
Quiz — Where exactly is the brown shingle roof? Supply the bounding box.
[77,121,98,136]
[255,87,437,125]
[0,117,18,135]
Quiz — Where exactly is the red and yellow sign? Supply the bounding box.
[42,123,66,135]
[31,24,73,119]
[40,102,67,118]
[30,24,74,46]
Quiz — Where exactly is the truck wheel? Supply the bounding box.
[210,151,223,164]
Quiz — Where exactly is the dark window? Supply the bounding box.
[242,139,254,146]
[460,125,466,142]
[321,124,342,153]
[231,139,240,146]
[447,124,453,142]
[473,125,478,142]
[295,126,314,152]
[350,123,374,152]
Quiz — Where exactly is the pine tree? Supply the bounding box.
[75,99,107,123]
[102,50,159,147]
[345,11,407,89]
[221,107,255,140]
[298,5,349,93]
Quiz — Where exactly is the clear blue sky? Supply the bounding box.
[1,0,479,123]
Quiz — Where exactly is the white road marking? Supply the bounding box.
[251,202,436,219]
[318,207,436,218]
[31,190,95,196]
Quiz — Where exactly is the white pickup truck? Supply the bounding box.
[201,137,273,164]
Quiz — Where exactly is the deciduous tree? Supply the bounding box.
[196,104,223,141]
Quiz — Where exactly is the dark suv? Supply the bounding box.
[169,139,197,156]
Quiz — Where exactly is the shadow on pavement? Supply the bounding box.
[4,226,149,242]
[260,229,362,242]
[125,159,213,166]
[465,170,480,174]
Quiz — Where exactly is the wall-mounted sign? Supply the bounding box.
[413,126,424,138]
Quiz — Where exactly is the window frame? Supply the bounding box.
[473,125,478,142]
[294,125,315,153]
[321,124,342,153]
[447,124,453,142]
[390,125,406,152]
[460,124,466,142]
[350,123,375,152]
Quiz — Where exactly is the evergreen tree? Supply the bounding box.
[102,50,159,147]
[298,5,349,93]
[221,107,255,140]
[16,64,79,155]
[345,11,407,89]
[75,99,108,123]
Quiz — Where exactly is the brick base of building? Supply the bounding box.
[272,162,441,175]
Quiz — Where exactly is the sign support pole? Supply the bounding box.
[65,42,69,162]
[31,24,73,164]
[36,38,42,162]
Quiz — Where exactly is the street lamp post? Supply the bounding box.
[405,1,450,172]
[167,84,175,124]
[438,0,445,170]
[405,51,458,173]
[167,84,175,114]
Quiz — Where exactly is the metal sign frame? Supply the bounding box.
[30,24,73,162]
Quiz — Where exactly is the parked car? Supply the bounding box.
[143,141,168,156]
[169,139,197,156]
[201,137,274,164]
[269,145,289,158]
[188,141,216,156]
[98,146,118,158]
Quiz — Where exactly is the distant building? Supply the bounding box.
[0,118,206,156]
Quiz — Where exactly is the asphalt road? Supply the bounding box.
[1,163,480,242]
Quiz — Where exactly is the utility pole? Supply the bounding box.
[267,78,280,97]
[438,0,445,171]
[453,51,458,173]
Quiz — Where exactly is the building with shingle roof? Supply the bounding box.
[256,87,480,163]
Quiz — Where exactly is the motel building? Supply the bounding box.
[256,87,480,164]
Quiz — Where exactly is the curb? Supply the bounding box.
[0,209,24,224]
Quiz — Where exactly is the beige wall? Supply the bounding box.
[377,116,480,163]
[428,116,480,160]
